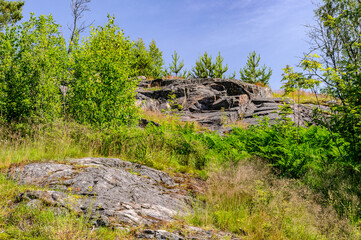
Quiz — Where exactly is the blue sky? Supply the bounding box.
[23,0,318,90]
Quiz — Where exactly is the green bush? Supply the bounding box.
[0,14,67,123]
[68,16,140,127]
[282,0,361,169]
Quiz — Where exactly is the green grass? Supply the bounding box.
[1,116,361,239]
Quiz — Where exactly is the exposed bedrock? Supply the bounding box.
[136,78,327,130]
[8,158,190,228]
[7,157,241,239]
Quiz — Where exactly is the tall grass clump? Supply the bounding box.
[188,160,360,240]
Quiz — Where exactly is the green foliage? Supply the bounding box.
[180,68,191,79]
[131,38,150,76]
[1,119,359,238]
[130,38,164,79]
[192,52,213,78]
[213,51,228,79]
[0,0,24,30]
[0,14,67,123]
[282,0,361,169]
[68,16,140,128]
[239,51,272,85]
[191,51,228,78]
[148,39,164,79]
[168,50,184,77]
[229,118,342,178]
[228,71,236,79]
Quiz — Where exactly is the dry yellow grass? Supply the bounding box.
[140,109,209,132]
[273,90,334,105]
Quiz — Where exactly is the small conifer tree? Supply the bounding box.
[228,71,236,79]
[191,52,215,78]
[239,51,272,85]
[168,50,184,77]
[131,38,164,79]
[148,39,164,79]
[214,51,228,79]
[131,38,152,77]
[192,51,229,78]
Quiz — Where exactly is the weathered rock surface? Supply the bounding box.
[8,158,190,227]
[136,78,271,130]
[136,78,325,130]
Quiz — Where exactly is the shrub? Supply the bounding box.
[228,118,341,178]
[68,16,140,127]
[0,14,67,123]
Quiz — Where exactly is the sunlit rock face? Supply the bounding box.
[136,78,325,130]
[8,158,190,227]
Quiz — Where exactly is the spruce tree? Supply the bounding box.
[131,38,152,77]
[130,39,164,79]
[148,39,164,79]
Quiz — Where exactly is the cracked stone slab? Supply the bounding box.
[8,158,190,227]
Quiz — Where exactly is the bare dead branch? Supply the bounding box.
[68,0,93,53]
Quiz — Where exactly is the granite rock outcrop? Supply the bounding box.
[136,78,324,130]
[8,158,190,228]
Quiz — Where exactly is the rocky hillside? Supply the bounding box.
[136,78,328,130]
[8,158,241,239]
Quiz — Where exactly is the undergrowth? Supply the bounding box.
[188,160,360,239]
[1,115,361,239]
